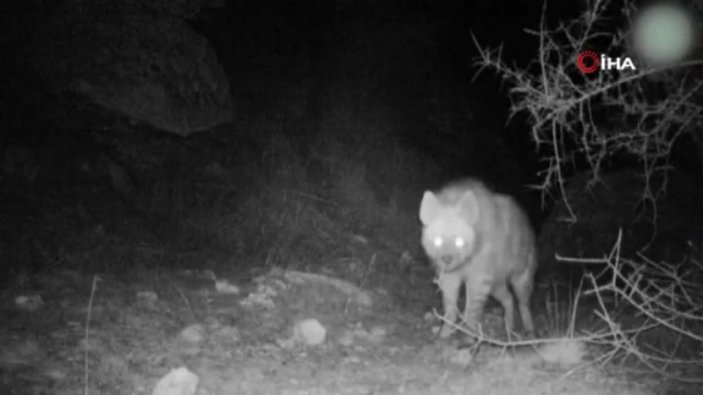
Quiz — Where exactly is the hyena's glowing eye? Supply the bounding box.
[432,236,443,248]
[455,237,465,248]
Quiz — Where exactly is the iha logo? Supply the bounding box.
[576,50,637,74]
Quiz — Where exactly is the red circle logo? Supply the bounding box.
[576,51,600,74]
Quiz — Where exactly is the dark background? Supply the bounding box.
[0,0,700,281]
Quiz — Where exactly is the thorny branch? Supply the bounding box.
[472,0,703,223]
[440,229,703,383]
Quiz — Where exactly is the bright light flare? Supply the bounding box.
[632,3,697,65]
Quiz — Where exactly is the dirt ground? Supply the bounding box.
[0,119,700,395]
[0,258,686,395]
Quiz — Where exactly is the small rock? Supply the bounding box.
[352,235,369,244]
[152,366,199,395]
[239,284,277,309]
[368,326,387,343]
[214,279,240,294]
[213,326,240,343]
[538,339,586,367]
[345,355,362,364]
[180,324,206,343]
[355,292,373,308]
[276,337,296,350]
[293,319,326,346]
[14,295,44,311]
[448,348,474,366]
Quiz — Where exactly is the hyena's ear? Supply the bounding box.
[458,190,480,223]
[419,191,441,225]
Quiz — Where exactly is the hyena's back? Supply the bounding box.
[419,179,537,337]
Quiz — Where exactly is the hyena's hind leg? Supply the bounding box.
[462,274,492,333]
[510,265,536,336]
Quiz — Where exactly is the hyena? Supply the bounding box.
[419,179,537,338]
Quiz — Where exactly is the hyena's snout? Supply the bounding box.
[440,255,453,265]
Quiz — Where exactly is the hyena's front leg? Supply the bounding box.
[463,274,491,334]
[436,272,462,338]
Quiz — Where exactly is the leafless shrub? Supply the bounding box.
[559,230,703,382]
[461,0,703,381]
[439,230,702,382]
[473,0,703,222]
